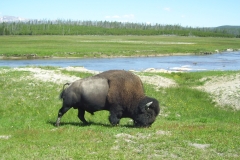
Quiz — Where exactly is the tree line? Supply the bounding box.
[0,20,239,37]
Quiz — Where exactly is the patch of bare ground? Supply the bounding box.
[137,68,178,88]
[112,131,171,158]
[139,75,177,88]
[62,66,100,74]
[189,143,211,149]
[196,73,240,110]
[0,135,11,140]
[13,68,79,84]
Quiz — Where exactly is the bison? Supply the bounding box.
[55,70,160,127]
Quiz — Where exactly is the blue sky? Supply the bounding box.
[1,0,239,27]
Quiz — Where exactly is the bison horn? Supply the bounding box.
[145,101,153,110]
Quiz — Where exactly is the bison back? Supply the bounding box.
[95,70,145,109]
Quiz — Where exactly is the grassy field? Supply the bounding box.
[0,67,239,159]
[0,35,240,58]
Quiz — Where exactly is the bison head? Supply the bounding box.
[133,97,160,127]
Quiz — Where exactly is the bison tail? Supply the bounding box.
[59,82,71,99]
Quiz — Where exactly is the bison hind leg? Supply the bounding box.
[55,105,72,127]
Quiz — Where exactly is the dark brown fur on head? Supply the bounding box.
[134,96,160,127]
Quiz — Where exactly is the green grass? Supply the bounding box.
[0,35,240,58]
[0,68,239,159]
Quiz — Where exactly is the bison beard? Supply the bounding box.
[55,70,160,127]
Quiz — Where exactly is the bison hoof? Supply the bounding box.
[110,120,120,126]
[111,123,119,126]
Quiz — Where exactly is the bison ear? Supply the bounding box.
[145,101,153,110]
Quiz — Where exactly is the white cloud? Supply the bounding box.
[164,7,171,11]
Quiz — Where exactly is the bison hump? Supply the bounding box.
[96,70,145,107]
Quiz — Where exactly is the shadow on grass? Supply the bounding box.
[47,120,136,128]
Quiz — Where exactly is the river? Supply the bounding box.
[0,51,240,72]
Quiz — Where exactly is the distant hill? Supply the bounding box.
[0,15,28,22]
[216,25,240,29]
[214,26,240,37]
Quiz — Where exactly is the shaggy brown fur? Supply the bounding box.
[56,70,160,127]
[96,70,145,114]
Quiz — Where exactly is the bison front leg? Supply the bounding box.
[109,105,123,126]
[78,108,88,124]
[55,105,72,127]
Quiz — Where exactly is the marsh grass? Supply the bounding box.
[0,68,239,159]
[0,35,240,58]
